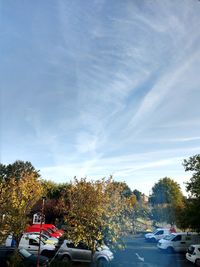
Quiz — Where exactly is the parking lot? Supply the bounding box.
[50,235,195,267]
[110,235,195,267]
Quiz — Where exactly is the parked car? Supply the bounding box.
[18,233,56,258]
[145,228,172,242]
[24,232,59,246]
[37,224,64,236]
[0,246,49,267]
[26,225,60,239]
[57,240,114,266]
[32,224,63,237]
[186,244,200,266]
[157,232,200,253]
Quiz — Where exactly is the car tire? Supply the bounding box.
[195,259,200,266]
[62,255,72,266]
[97,258,109,267]
[167,247,174,254]
[150,238,156,243]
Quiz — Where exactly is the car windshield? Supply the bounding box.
[153,229,161,234]
[188,246,195,254]
[30,233,47,242]
[36,237,45,245]
[46,228,54,234]
[42,230,51,237]
[164,234,176,240]
[19,248,32,258]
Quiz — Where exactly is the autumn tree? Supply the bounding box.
[149,177,184,226]
[63,177,136,255]
[32,180,70,224]
[0,162,42,244]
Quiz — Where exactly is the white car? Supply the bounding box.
[145,228,171,243]
[24,232,59,246]
[186,244,200,266]
[157,232,200,253]
[19,233,56,257]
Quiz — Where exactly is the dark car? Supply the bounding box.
[0,246,49,267]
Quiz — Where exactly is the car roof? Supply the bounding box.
[22,233,39,238]
[172,232,199,236]
[155,228,169,231]
[191,244,200,247]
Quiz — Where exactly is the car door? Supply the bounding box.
[173,234,185,252]
[155,230,164,240]
[70,242,91,262]
[28,238,39,255]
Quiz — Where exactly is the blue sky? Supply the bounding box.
[1,0,200,195]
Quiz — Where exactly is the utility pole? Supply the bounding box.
[37,196,46,267]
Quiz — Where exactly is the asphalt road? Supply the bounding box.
[51,235,195,267]
[111,235,194,267]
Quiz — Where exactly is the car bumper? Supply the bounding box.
[186,253,195,263]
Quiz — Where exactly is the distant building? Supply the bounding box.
[33,213,45,224]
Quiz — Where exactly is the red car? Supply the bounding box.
[26,225,60,239]
[39,224,64,236]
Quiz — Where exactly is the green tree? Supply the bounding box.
[0,160,40,181]
[112,181,133,198]
[133,189,142,202]
[149,177,184,225]
[182,154,200,231]
[183,154,200,197]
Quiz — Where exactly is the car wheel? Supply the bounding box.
[167,247,174,254]
[97,258,109,267]
[196,259,200,266]
[62,255,71,266]
[150,238,156,243]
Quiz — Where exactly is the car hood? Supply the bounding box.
[42,243,55,250]
[158,238,168,244]
[145,233,153,238]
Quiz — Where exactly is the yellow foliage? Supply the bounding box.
[63,177,135,251]
[0,173,42,244]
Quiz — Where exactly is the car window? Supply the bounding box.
[29,239,39,246]
[188,246,195,254]
[172,235,181,241]
[77,242,89,250]
[67,242,89,250]
[67,242,76,248]
[156,230,163,235]
[164,234,175,240]
[185,236,192,241]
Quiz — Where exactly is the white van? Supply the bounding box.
[18,233,56,257]
[157,232,200,253]
[145,228,171,242]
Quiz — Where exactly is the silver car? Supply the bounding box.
[57,240,114,266]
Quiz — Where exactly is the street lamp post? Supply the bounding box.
[37,196,46,267]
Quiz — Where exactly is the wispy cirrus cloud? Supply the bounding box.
[1,0,200,195]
